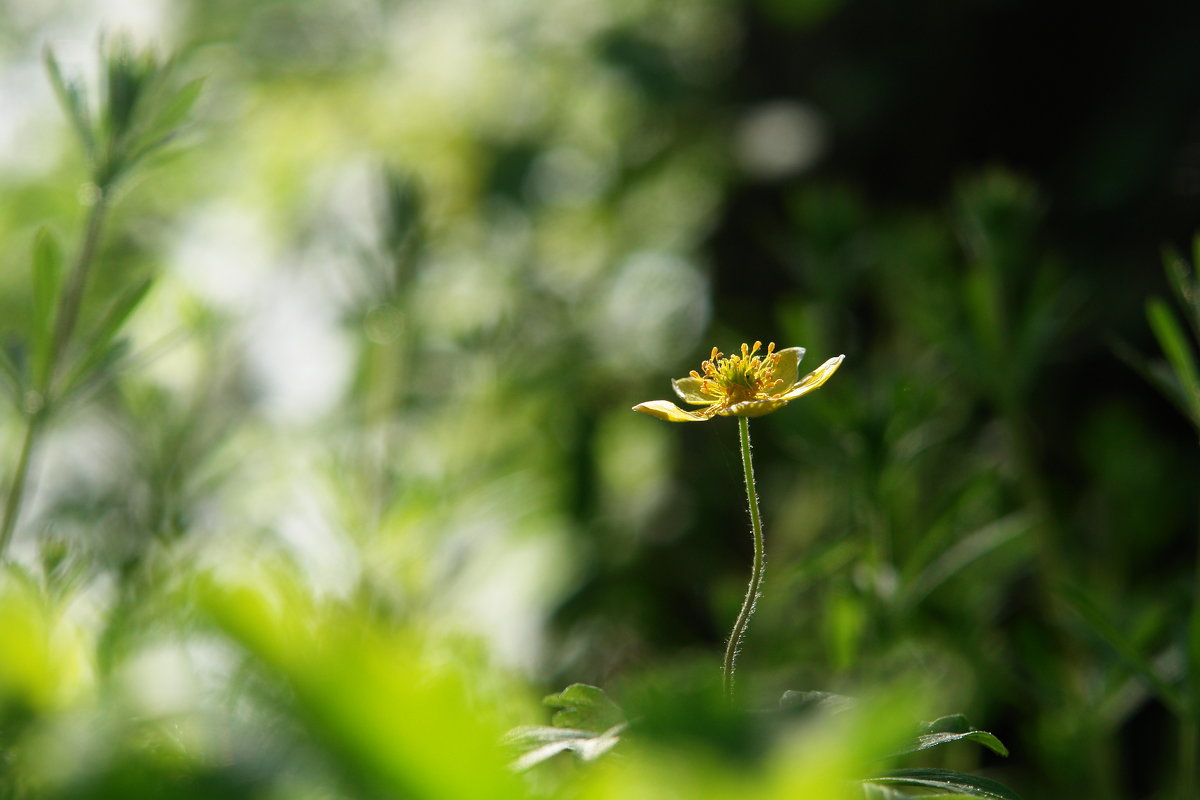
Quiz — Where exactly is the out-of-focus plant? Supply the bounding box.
[1144,244,1200,439]
[0,39,202,556]
[1107,241,1200,798]
[508,679,1019,799]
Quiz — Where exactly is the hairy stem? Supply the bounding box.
[0,189,110,557]
[723,415,765,700]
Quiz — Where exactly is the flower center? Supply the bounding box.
[690,341,784,406]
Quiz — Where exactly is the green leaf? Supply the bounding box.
[903,512,1031,608]
[1062,583,1186,714]
[543,683,625,733]
[894,730,1010,758]
[147,76,204,138]
[963,267,1004,363]
[780,689,858,715]
[503,723,626,770]
[1147,297,1200,423]
[1176,241,1200,339]
[30,228,64,388]
[865,769,1024,800]
[923,714,971,734]
[0,345,23,408]
[61,277,153,397]
[31,228,63,328]
[887,715,1009,758]
[1189,601,1200,716]
[43,47,97,162]
[127,76,203,169]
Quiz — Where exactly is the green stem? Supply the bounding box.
[1184,496,1200,798]
[0,411,42,556]
[723,415,766,701]
[1181,715,1198,800]
[49,189,110,392]
[0,189,110,558]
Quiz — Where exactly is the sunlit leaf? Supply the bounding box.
[864,768,1024,800]
[892,729,1009,758]
[544,683,626,733]
[201,574,524,800]
[504,723,626,770]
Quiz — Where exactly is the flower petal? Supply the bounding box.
[719,397,788,418]
[632,400,711,422]
[778,354,845,401]
[672,377,722,405]
[770,347,805,387]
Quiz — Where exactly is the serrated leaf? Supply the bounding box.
[865,768,1024,800]
[543,684,625,733]
[1147,298,1200,421]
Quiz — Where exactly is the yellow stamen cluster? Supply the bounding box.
[691,341,783,405]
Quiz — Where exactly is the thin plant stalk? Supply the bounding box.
[1184,494,1200,798]
[722,415,766,700]
[0,190,111,557]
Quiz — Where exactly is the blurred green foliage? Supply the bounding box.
[0,1,1198,799]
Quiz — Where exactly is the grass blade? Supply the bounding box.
[1147,298,1200,423]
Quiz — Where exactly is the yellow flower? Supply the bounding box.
[632,342,844,422]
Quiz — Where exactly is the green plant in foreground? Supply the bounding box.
[508,683,1021,799]
[633,341,844,698]
[0,39,201,557]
